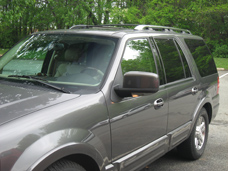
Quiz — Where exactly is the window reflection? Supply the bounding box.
[0,34,117,90]
[155,38,185,83]
[185,39,217,77]
[121,39,157,74]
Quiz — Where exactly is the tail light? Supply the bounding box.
[217,76,219,95]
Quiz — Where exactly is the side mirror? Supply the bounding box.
[114,71,159,97]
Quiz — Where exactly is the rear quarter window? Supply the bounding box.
[184,39,217,77]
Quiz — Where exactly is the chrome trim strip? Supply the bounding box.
[113,136,168,164]
[134,25,192,34]
[105,164,114,170]
[168,121,192,149]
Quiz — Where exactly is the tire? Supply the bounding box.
[45,159,86,171]
[177,108,209,160]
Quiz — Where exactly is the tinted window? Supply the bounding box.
[155,38,185,83]
[121,39,156,74]
[174,40,192,78]
[185,39,217,77]
[149,38,165,85]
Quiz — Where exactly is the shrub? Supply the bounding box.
[212,44,228,58]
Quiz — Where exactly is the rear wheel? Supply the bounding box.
[177,108,209,160]
[45,159,86,171]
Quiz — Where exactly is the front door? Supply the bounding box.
[107,38,168,169]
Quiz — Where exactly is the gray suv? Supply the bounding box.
[0,25,219,171]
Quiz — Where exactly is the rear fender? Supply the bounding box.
[191,96,212,131]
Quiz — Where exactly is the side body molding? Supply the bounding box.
[106,136,169,171]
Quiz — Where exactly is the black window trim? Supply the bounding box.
[173,39,187,78]
[150,37,168,84]
[173,38,193,79]
[149,37,166,86]
[174,37,196,80]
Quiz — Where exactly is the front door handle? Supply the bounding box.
[192,87,198,94]
[154,98,164,109]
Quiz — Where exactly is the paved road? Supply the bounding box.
[140,71,228,171]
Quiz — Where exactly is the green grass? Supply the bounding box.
[214,58,228,70]
[0,48,8,55]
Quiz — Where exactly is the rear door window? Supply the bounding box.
[184,39,217,77]
[154,38,185,83]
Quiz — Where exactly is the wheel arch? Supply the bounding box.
[10,129,106,171]
[29,143,103,171]
[192,97,213,130]
[203,102,213,123]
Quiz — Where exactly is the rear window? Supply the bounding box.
[185,39,217,77]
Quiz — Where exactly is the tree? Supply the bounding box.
[0,0,227,57]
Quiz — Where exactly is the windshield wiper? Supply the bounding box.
[8,75,71,94]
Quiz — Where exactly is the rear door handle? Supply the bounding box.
[154,98,164,109]
[192,87,198,94]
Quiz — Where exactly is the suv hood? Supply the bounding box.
[0,83,79,125]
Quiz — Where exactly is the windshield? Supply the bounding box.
[0,33,117,93]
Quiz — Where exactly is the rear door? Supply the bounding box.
[152,37,199,147]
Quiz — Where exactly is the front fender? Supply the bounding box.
[11,129,104,171]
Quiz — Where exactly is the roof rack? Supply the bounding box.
[69,24,192,34]
[70,24,137,29]
[134,25,192,34]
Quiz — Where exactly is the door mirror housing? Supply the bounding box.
[114,71,160,97]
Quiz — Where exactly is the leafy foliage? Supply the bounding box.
[0,0,227,57]
[212,45,228,58]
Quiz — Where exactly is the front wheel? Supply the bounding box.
[177,108,209,160]
[45,159,86,171]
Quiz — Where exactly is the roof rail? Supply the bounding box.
[70,24,137,29]
[70,25,93,29]
[134,25,192,34]
[69,24,192,34]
